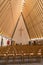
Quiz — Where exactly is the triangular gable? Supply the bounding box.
[13,13,30,44]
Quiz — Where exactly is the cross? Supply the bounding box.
[19,27,24,37]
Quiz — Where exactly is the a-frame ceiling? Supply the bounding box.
[0,0,43,39]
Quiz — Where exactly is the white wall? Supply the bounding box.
[2,37,11,46]
[0,35,11,46]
